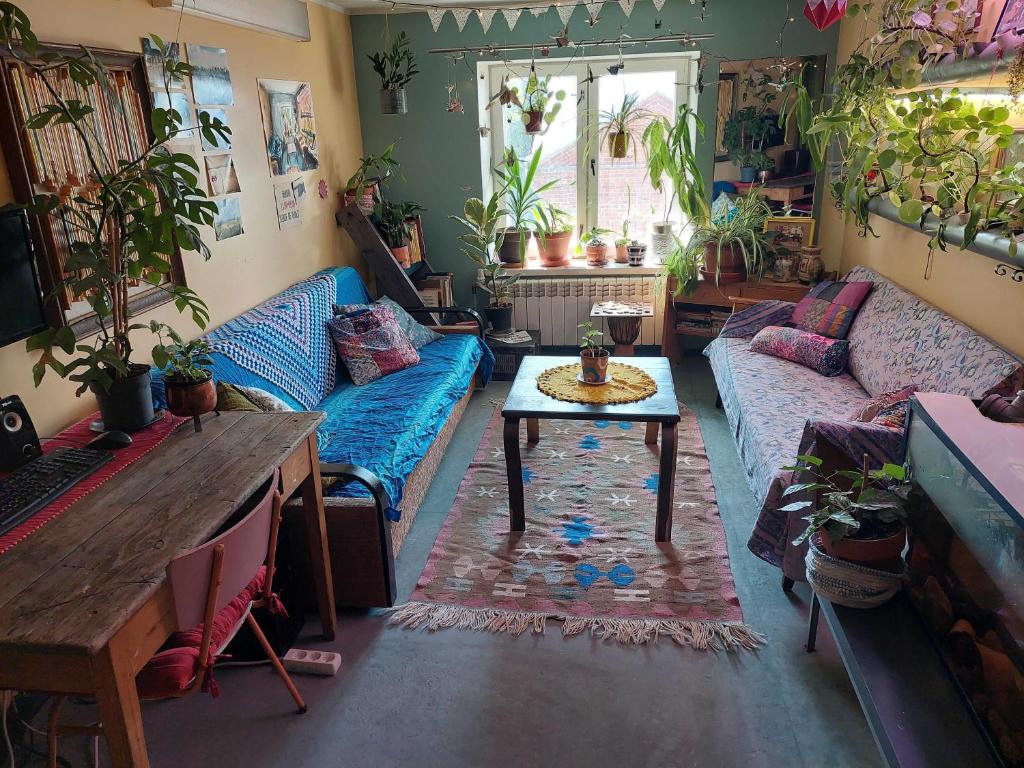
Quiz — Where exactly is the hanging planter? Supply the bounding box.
[600,93,649,160]
[512,71,565,136]
[368,31,418,116]
[609,132,630,158]
[524,109,545,134]
[379,87,408,115]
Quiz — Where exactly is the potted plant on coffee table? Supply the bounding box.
[494,148,555,267]
[150,322,216,432]
[578,321,610,384]
[344,143,400,214]
[533,202,574,268]
[8,19,221,432]
[374,199,424,268]
[451,193,521,333]
[368,32,418,115]
[600,92,649,159]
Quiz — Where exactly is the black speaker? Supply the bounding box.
[0,395,41,471]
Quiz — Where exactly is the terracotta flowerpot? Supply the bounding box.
[585,243,609,267]
[580,349,610,383]
[538,230,573,267]
[498,229,529,267]
[343,182,377,215]
[701,242,746,284]
[165,376,217,433]
[608,131,629,158]
[390,244,411,269]
[820,527,907,566]
[524,110,544,134]
[614,241,629,263]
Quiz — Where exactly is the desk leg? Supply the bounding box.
[504,418,525,532]
[655,422,677,542]
[526,418,540,444]
[299,434,337,640]
[645,422,659,445]
[93,634,148,768]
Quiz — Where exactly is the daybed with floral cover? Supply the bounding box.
[705,265,1024,583]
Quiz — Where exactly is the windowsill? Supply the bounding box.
[514,258,663,277]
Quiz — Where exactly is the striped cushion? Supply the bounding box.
[719,300,796,339]
[791,280,873,339]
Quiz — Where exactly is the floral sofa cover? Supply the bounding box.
[705,265,1024,581]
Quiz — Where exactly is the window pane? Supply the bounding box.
[596,71,676,244]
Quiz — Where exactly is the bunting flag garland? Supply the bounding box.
[618,0,635,17]
[452,6,473,30]
[586,1,602,22]
[502,7,522,29]
[556,3,575,24]
[426,6,446,31]
[530,6,548,16]
[477,8,496,31]
[652,0,666,10]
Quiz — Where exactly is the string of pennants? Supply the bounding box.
[424,0,689,32]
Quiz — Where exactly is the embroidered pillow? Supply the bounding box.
[327,304,420,385]
[791,280,873,339]
[334,297,441,350]
[850,385,918,430]
[750,325,850,377]
[234,384,294,412]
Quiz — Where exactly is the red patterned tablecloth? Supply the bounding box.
[0,411,188,556]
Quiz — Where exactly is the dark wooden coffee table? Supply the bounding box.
[501,355,680,541]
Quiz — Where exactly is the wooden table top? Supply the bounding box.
[0,411,322,656]
[502,356,679,423]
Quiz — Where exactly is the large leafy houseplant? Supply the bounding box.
[0,5,226,430]
[493,148,556,264]
[451,193,520,332]
[642,104,711,230]
[687,192,774,284]
[783,0,1024,254]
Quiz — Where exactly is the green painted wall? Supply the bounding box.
[350,2,839,304]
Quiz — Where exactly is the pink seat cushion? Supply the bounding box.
[135,567,266,700]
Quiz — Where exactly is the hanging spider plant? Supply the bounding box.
[599,92,651,159]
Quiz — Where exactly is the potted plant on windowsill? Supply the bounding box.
[4,17,221,432]
[494,148,555,267]
[368,32,418,115]
[600,92,649,160]
[691,191,772,284]
[151,322,216,433]
[344,144,400,215]
[615,187,633,263]
[512,70,565,135]
[534,202,573,268]
[581,228,612,266]
[786,454,911,567]
[578,321,609,383]
[374,199,424,268]
[451,193,521,333]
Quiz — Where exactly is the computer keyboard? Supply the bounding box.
[0,447,113,536]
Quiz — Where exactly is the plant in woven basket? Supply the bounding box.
[784,454,911,564]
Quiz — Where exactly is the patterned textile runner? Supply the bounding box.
[389,406,764,652]
[536,362,658,405]
[0,411,188,556]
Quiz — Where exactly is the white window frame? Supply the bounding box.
[477,51,700,233]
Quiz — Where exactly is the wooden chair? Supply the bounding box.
[48,469,305,767]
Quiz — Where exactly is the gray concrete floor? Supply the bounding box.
[76,356,880,768]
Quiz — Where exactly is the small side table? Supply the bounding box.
[486,330,541,381]
[590,301,654,356]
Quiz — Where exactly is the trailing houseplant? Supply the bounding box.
[578,321,609,383]
[494,147,556,266]
[374,199,424,268]
[512,70,566,135]
[600,92,649,159]
[368,32,418,115]
[0,8,223,431]
[344,143,400,214]
[785,453,911,566]
[533,201,574,268]
[150,321,215,432]
[451,192,521,333]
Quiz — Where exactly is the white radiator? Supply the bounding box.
[509,276,663,347]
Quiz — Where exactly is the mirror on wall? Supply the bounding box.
[713,55,827,217]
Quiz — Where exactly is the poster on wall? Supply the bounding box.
[257,79,320,176]
[187,44,234,105]
[213,196,244,241]
[141,37,183,90]
[205,154,241,196]
[274,182,302,229]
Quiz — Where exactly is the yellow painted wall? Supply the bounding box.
[818,14,1024,360]
[0,0,363,436]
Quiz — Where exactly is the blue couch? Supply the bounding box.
[169,266,493,606]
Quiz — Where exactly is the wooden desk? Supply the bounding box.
[735,172,816,205]
[0,411,335,768]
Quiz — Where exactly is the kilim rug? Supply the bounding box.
[388,406,765,652]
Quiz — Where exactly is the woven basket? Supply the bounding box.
[805,536,906,609]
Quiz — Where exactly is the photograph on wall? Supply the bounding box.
[998,0,1024,35]
[205,154,241,196]
[213,196,243,241]
[764,216,816,250]
[274,182,302,229]
[142,37,183,90]
[153,91,195,138]
[187,44,234,106]
[198,108,231,151]
[257,79,319,176]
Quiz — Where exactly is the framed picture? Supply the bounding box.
[406,215,425,264]
[997,0,1024,35]
[764,216,816,250]
[715,73,737,162]
[257,79,319,176]
[186,44,234,106]
[976,0,1007,42]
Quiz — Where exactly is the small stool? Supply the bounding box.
[590,301,654,356]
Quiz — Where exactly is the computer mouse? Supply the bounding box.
[89,430,133,450]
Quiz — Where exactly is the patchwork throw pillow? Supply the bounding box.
[327,304,420,385]
[851,384,918,430]
[791,280,874,339]
[334,297,441,350]
[750,325,850,377]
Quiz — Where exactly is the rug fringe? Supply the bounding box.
[386,602,766,652]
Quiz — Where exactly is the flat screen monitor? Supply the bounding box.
[0,209,47,347]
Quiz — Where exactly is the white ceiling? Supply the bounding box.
[312,0,546,14]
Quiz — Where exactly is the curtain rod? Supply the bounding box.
[427,32,713,54]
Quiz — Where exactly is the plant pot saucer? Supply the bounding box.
[90,409,166,434]
[577,373,613,386]
[699,268,745,284]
